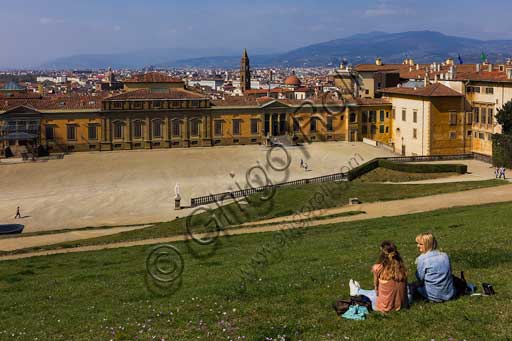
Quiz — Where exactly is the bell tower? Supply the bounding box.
[240,48,251,93]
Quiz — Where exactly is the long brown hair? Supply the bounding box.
[377,241,407,282]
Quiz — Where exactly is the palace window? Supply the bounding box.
[113,102,123,109]
[250,119,258,135]
[152,100,162,109]
[487,108,494,125]
[152,120,162,138]
[413,128,418,139]
[310,117,317,132]
[113,122,123,139]
[473,107,480,123]
[172,120,180,137]
[402,109,406,122]
[327,116,333,131]
[214,120,223,136]
[379,125,385,134]
[67,125,76,141]
[370,125,376,135]
[369,111,377,123]
[466,112,473,124]
[449,112,457,125]
[349,112,357,123]
[450,131,457,140]
[380,110,385,122]
[413,110,418,123]
[362,125,368,134]
[392,108,396,120]
[45,125,54,140]
[88,125,97,140]
[191,120,200,137]
[133,121,143,139]
[480,108,486,124]
[485,87,494,94]
[479,132,485,140]
[362,111,368,122]
[133,102,143,109]
[232,119,241,136]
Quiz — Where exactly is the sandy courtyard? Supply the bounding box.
[0,142,394,232]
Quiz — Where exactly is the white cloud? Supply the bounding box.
[39,17,65,25]
[364,7,414,17]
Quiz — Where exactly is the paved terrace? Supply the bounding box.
[0,142,395,233]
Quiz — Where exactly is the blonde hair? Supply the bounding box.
[415,233,438,252]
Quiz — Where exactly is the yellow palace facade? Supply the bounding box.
[0,75,393,155]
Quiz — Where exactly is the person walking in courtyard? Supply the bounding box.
[300,159,304,168]
[304,162,308,172]
[495,166,500,178]
[14,206,21,219]
[500,166,506,179]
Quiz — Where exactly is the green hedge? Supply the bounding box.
[348,159,467,180]
[492,134,512,168]
[347,159,380,181]
[378,160,467,174]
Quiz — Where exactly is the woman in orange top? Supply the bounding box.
[350,241,409,312]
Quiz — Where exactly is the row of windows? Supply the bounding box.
[472,107,494,125]
[110,100,207,110]
[467,86,494,94]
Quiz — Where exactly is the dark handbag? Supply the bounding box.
[453,271,468,296]
[332,299,352,315]
[350,295,373,311]
[482,283,495,295]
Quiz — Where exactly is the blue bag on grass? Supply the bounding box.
[341,305,369,320]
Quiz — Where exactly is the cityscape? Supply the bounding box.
[1,1,511,340]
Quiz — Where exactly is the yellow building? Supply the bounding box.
[0,74,392,156]
[381,83,470,156]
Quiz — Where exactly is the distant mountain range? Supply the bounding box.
[38,31,512,70]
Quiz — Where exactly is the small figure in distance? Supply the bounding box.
[14,206,22,219]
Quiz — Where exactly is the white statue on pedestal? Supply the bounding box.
[174,183,181,200]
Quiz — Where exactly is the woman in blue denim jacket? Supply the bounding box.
[412,233,456,302]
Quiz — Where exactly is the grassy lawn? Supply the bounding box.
[1,201,511,340]
[357,167,456,182]
[3,179,505,256]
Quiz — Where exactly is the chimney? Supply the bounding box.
[437,64,441,72]
[488,63,493,72]
[507,68,512,79]
[424,73,430,87]
[416,64,420,70]
[375,58,382,66]
[476,64,481,72]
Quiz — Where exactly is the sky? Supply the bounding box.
[1,0,512,68]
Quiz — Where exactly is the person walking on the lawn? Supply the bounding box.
[14,206,21,219]
[495,167,500,179]
[500,167,506,180]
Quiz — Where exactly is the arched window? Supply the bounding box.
[190,119,201,137]
[133,121,143,139]
[152,120,162,138]
[113,121,124,139]
[171,120,181,137]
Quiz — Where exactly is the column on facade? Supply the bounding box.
[127,118,132,143]
[165,116,171,142]
[106,118,112,142]
[144,117,150,142]
[101,118,107,142]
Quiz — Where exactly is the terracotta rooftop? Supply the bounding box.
[380,83,463,97]
[0,94,105,112]
[124,72,184,83]
[105,89,206,101]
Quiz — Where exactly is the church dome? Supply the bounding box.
[284,74,301,86]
